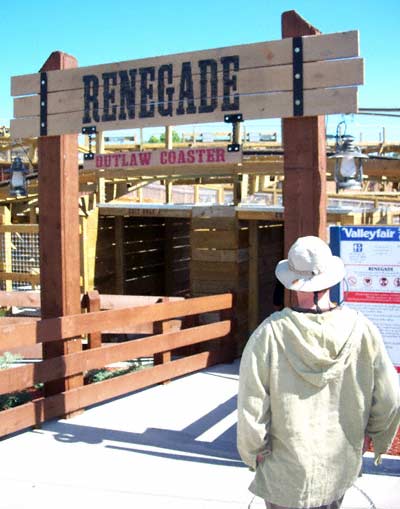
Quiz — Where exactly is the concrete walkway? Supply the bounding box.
[0,360,399,509]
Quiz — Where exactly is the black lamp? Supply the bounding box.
[9,157,28,197]
[330,131,368,192]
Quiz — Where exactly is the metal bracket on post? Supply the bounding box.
[82,126,97,160]
[40,72,48,136]
[224,113,244,152]
[292,36,304,117]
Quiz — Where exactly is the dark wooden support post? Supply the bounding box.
[220,292,236,362]
[38,52,83,400]
[115,216,126,294]
[281,10,327,255]
[153,297,182,384]
[81,290,102,349]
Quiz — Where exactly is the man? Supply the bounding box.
[237,236,400,509]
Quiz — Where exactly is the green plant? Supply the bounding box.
[0,352,22,370]
[0,391,32,411]
[85,360,145,384]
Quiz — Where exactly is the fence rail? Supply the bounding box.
[0,292,234,439]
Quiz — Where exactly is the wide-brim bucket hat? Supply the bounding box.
[275,236,345,292]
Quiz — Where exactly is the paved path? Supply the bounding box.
[0,360,399,509]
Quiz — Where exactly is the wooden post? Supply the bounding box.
[81,290,102,349]
[115,216,126,294]
[248,220,259,331]
[281,10,327,256]
[165,179,173,204]
[38,52,83,400]
[194,183,200,204]
[220,292,236,362]
[96,131,106,203]
[0,206,12,291]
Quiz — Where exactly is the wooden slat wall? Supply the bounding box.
[190,212,249,354]
[94,216,116,293]
[164,218,191,297]
[257,222,284,322]
[95,216,190,296]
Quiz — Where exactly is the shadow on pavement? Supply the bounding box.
[41,395,244,468]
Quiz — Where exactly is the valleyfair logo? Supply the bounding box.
[341,227,400,241]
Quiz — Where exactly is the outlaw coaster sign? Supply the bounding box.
[83,146,242,170]
[11,30,363,138]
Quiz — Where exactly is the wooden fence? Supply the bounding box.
[95,216,190,296]
[0,292,233,439]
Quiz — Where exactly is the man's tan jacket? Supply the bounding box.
[237,306,400,508]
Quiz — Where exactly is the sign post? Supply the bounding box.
[38,52,83,402]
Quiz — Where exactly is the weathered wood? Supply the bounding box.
[0,320,230,395]
[12,31,359,95]
[14,57,363,119]
[0,350,223,438]
[191,229,248,249]
[190,261,248,280]
[0,290,41,307]
[99,205,193,218]
[0,293,233,349]
[0,207,12,292]
[191,248,248,263]
[80,205,99,292]
[82,290,102,349]
[0,224,39,233]
[282,10,328,260]
[11,87,358,138]
[114,216,126,294]
[99,294,183,309]
[37,51,83,400]
[0,272,40,284]
[248,221,259,331]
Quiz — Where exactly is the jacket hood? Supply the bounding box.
[269,306,361,387]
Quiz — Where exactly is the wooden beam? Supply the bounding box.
[0,207,12,291]
[37,51,83,401]
[248,221,259,330]
[282,10,327,259]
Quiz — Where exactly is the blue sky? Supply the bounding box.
[2,0,399,141]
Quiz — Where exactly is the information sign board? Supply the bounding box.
[331,225,400,369]
[83,146,241,170]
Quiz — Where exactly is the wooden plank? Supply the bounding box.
[0,290,41,307]
[14,58,363,118]
[0,207,12,292]
[0,293,232,350]
[191,280,247,294]
[0,350,223,438]
[99,294,183,309]
[191,217,238,230]
[248,221,259,331]
[0,224,39,233]
[114,216,125,294]
[191,260,248,276]
[191,229,248,249]
[0,321,230,394]
[0,272,40,284]
[10,87,358,138]
[99,206,193,219]
[191,248,248,263]
[11,31,359,96]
